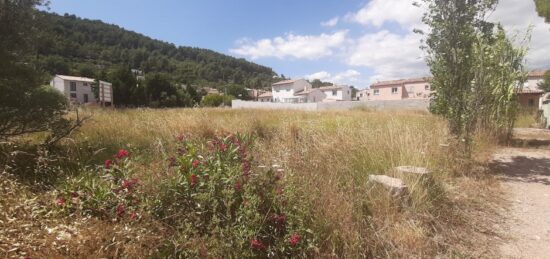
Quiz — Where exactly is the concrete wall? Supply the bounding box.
[232,99,429,111]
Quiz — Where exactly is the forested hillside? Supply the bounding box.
[34,12,276,90]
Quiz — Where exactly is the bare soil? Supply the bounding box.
[492,128,550,259]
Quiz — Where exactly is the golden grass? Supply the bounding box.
[2,107,503,257]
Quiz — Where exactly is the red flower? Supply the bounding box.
[250,239,267,250]
[70,192,79,198]
[289,233,301,246]
[115,149,129,159]
[176,134,185,142]
[116,203,125,217]
[130,212,138,220]
[271,214,286,227]
[192,159,200,168]
[190,174,198,186]
[219,143,227,152]
[121,178,139,190]
[235,181,242,191]
[104,159,112,169]
[275,187,284,195]
[56,197,66,206]
[242,161,251,176]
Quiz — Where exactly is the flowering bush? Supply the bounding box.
[154,133,314,257]
[56,149,142,221]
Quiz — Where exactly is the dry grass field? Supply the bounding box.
[1,108,503,258]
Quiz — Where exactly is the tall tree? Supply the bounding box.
[421,0,527,153]
[0,0,69,139]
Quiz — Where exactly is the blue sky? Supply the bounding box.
[47,0,550,89]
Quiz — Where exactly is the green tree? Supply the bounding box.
[201,94,234,107]
[0,0,71,140]
[538,70,550,92]
[108,66,137,106]
[535,0,550,23]
[421,0,527,153]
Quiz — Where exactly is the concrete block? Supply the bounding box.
[368,175,409,198]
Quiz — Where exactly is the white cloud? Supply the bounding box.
[348,0,424,30]
[230,30,349,60]
[490,0,550,69]
[321,17,339,27]
[305,69,361,85]
[346,30,428,82]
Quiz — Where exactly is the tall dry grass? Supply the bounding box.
[2,107,502,257]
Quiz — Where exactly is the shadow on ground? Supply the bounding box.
[491,154,550,186]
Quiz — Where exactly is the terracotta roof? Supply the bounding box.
[258,92,273,98]
[370,77,431,88]
[272,79,299,86]
[528,70,549,77]
[56,75,95,83]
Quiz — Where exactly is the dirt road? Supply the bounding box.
[493,128,550,259]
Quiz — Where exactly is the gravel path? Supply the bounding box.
[493,129,550,259]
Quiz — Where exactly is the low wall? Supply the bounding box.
[232,99,430,111]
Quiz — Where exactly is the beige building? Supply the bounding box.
[367,77,432,101]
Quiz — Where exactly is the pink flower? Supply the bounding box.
[115,149,129,159]
[289,233,301,246]
[235,181,242,191]
[192,159,200,168]
[70,192,79,198]
[275,187,284,195]
[250,239,267,250]
[190,174,198,186]
[104,159,112,169]
[130,212,138,220]
[56,197,66,206]
[116,203,125,217]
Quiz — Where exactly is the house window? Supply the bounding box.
[374,89,379,95]
[70,82,77,91]
[332,90,337,95]
[528,99,535,106]
[391,87,398,94]
[83,94,88,103]
[425,85,430,90]
[70,93,77,99]
[83,82,88,86]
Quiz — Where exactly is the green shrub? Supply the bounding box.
[200,94,234,107]
[153,133,314,257]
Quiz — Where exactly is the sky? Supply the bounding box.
[47,0,550,89]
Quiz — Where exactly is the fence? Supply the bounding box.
[231,99,430,111]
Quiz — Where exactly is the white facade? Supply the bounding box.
[320,85,352,101]
[50,75,113,105]
[356,89,368,101]
[272,79,313,103]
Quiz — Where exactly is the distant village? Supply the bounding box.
[50,69,549,110]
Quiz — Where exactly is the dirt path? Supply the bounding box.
[493,128,550,259]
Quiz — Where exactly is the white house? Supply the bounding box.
[271,79,326,103]
[319,85,352,101]
[50,75,113,105]
[356,89,369,101]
